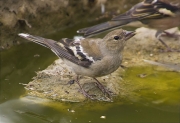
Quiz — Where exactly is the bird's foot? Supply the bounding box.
[78,88,95,100]
[162,31,180,40]
[93,78,113,98]
[157,36,180,52]
[74,77,95,100]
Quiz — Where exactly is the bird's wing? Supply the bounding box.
[77,38,103,61]
[18,33,93,68]
[112,0,179,21]
[59,38,103,62]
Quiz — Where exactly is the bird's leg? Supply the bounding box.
[93,78,113,97]
[156,31,169,48]
[163,31,180,39]
[155,31,180,52]
[75,75,94,100]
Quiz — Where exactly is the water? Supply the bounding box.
[0,25,180,123]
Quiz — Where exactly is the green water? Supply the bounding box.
[1,26,180,123]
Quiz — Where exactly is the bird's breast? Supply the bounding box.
[64,54,122,78]
[89,55,123,77]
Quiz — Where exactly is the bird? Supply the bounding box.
[18,29,135,100]
[77,0,180,52]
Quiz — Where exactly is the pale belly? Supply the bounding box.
[64,56,122,78]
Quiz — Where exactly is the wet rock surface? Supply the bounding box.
[25,59,122,102]
[124,27,180,67]
[25,27,180,102]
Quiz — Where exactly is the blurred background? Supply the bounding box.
[0,0,143,49]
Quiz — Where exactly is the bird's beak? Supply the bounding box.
[125,31,136,40]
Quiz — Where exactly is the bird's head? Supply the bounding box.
[103,29,136,53]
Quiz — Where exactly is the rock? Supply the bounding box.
[25,59,122,102]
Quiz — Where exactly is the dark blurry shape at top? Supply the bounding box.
[78,0,180,52]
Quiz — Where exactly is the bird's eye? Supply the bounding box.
[114,36,120,40]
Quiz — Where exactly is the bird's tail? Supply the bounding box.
[18,33,65,58]
[77,20,130,37]
[18,33,56,49]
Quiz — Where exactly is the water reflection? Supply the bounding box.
[0,43,57,103]
[0,95,179,123]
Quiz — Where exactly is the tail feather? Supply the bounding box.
[18,33,55,49]
[77,20,130,37]
[18,33,67,57]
